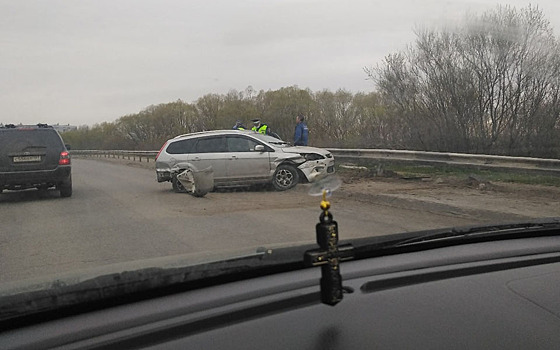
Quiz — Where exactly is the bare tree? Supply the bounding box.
[368,5,560,156]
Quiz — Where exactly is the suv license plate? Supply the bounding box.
[13,156,42,163]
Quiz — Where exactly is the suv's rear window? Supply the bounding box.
[0,129,63,154]
[166,139,196,154]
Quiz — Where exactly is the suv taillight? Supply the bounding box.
[59,151,71,165]
[156,142,167,161]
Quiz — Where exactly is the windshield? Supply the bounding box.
[251,132,291,146]
[1,0,560,316]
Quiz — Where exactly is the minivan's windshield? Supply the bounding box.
[1,0,560,318]
[251,133,291,146]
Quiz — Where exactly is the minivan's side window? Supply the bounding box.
[226,136,261,152]
[166,139,196,154]
[194,136,226,153]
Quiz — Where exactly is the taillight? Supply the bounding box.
[59,151,71,165]
[156,142,167,161]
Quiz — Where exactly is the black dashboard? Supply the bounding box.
[3,236,560,349]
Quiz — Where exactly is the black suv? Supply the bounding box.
[0,124,72,197]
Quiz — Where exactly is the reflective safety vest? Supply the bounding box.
[252,124,268,134]
[233,123,245,130]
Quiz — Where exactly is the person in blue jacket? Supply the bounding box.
[293,114,309,146]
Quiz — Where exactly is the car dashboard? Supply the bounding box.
[2,235,560,349]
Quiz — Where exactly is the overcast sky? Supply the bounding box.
[2,0,559,126]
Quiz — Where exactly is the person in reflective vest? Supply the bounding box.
[233,120,246,130]
[251,118,282,139]
[251,119,269,135]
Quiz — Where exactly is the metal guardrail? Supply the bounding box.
[71,149,560,175]
[328,148,560,175]
[72,150,158,163]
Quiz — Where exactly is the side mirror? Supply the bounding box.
[65,144,72,150]
[254,145,265,152]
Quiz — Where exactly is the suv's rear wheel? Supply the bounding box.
[272,164,299,191]
[171,174,188,193]
[173,171,208,197]
[58,176,72,197]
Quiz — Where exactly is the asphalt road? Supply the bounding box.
[0,158,497,283]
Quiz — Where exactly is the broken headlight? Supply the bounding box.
[300,153,325,161]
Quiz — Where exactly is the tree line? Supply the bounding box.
[63,5,560,158]
[62,87,393,151]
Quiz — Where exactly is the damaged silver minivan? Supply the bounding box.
[155,130,335,193]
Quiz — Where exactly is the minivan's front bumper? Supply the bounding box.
[297,158,335,182]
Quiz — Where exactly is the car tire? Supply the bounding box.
[58,176,72,198]
[171,174,188,193]
[173,170,208,197]
[192,188,207,197]
[272,164,299,191]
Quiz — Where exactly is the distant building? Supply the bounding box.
[52,124,78,133]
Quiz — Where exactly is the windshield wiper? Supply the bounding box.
[343,218,560,260]
[392,218,560,248]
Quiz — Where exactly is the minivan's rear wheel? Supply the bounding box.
[58,176,72,198]
[171,174,188,193]
[272,164,299,191]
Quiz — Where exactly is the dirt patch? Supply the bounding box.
[338,175,560,219]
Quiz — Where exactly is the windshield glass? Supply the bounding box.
[251,132,291,146]
[1,0,559,313]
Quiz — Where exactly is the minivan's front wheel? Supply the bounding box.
[272,164,299,191]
